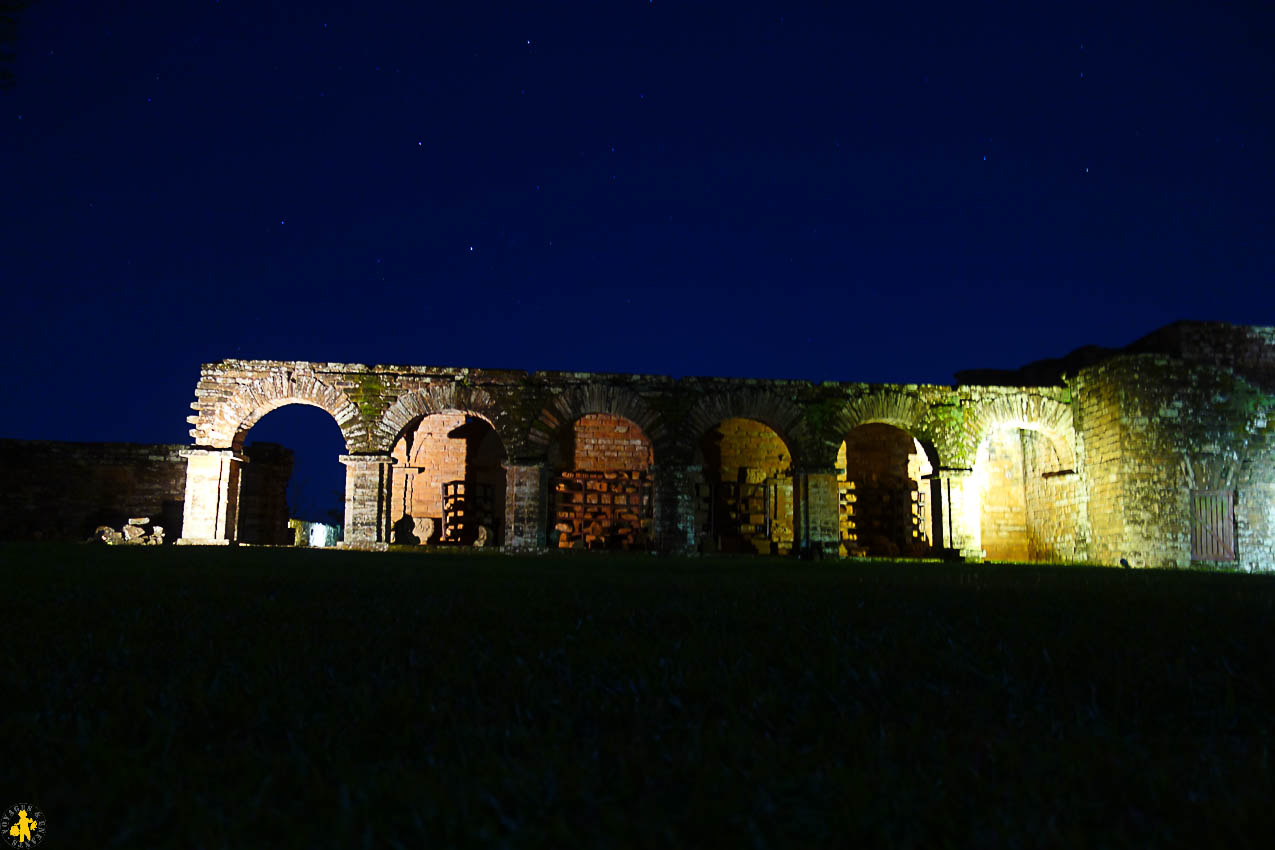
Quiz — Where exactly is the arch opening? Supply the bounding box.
[696,417,794,555]
[234,403,348,546]
[972,424,1078,562]
[389,412,506,546]
[837,423,935,558]
[548,413,654,550]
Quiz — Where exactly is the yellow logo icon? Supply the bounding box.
[3,805,44,847]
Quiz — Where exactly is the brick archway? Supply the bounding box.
[181,371,366,546]
[685,388,807,466]
[191,372,364,452]
[830,390,945,468]
[379,392,509,548]
[963,394,1076,471]
[964,394,1082,563]
[528,384,665,457]
[373,384,510,453]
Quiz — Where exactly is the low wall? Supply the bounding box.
[0,440,188,541]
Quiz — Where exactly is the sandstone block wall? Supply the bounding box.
[1021,433,1086,562]
[548,413,654,550]
[838,423,932,557]
[566,413,654,472]
[1073,354,1273,568]
[978,428,1030,562]
[386,413,505,545]
[698,417,794,554]
[173,321,1274,569]
[237,442,294,545]
[0,440,188,541]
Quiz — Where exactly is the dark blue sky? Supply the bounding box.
[4,1,1273,519]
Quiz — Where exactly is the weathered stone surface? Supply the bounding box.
[171,321,1274,570]
[412,516,434,545]
[339,454,394,548]
[0,440,187,542]
[94,525,121,545]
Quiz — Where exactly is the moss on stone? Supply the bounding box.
[351,373,386,420]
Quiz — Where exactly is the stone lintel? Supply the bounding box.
[180,447,248,462]
[929,467,974,479]
[339,453,395,466]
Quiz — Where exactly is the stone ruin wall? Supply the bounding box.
[236,443,294,545]
[1073,355,1275,570]
[0,319,1197,570]
[177,357,1097,564]
[2,323,1268,570]
[0,439,293,545]
[0,440,189,542]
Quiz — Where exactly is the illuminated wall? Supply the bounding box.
[178,321,1275,568]
[698,418,794,554]
[974,427,1082,563]
[1074,354,1275,569]
[389,412,505,544]
[974,428,1030,561]
[549,413,653,549]
[837,424,933,557]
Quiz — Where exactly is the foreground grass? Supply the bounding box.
[4,543,1274,848]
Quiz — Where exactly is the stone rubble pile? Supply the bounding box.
[93,517,164,545]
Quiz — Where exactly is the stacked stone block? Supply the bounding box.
[550,413,654,549]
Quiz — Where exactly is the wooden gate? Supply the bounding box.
[1190,489,1235,561]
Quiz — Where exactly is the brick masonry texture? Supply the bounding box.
[0,439,294,545]
[549,413,654,550]
[0,440,189,541]
[837,423,932,558]
[167,321,1275,569]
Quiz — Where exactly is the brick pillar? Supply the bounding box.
[652,463,699,556]
[934,467,979,558]
[795,467,840,559]
[340,453,395,550]
[503,461,548,552]
[177,448,244,545]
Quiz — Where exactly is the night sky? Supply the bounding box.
[4,1,1273,521]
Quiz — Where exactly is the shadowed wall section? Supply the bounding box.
[389,413,506,545]
[549,413,654,549]
[697,418,794,555]
[838,425,934,558]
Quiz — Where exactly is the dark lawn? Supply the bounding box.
[4,542,1274,848]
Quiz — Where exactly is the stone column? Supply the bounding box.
[503,461,548,552]
[339,453,395,550]
[794,466,840,559]
[652,463,699,556]
[932,467,979,558]
[177,448,245,545]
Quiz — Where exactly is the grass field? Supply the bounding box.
[4,543,1275,848]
